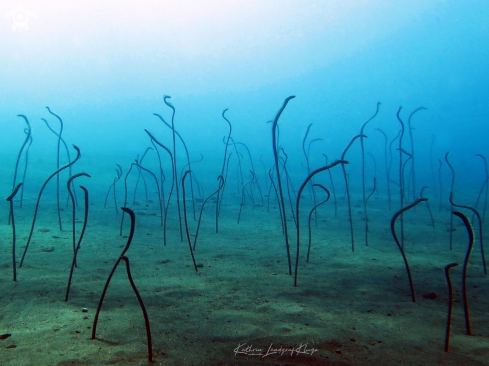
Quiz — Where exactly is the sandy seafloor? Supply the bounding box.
[0,154,488,366]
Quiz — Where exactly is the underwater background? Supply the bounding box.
[1,1,489,365]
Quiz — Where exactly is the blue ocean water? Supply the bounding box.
[1,1,488,365]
